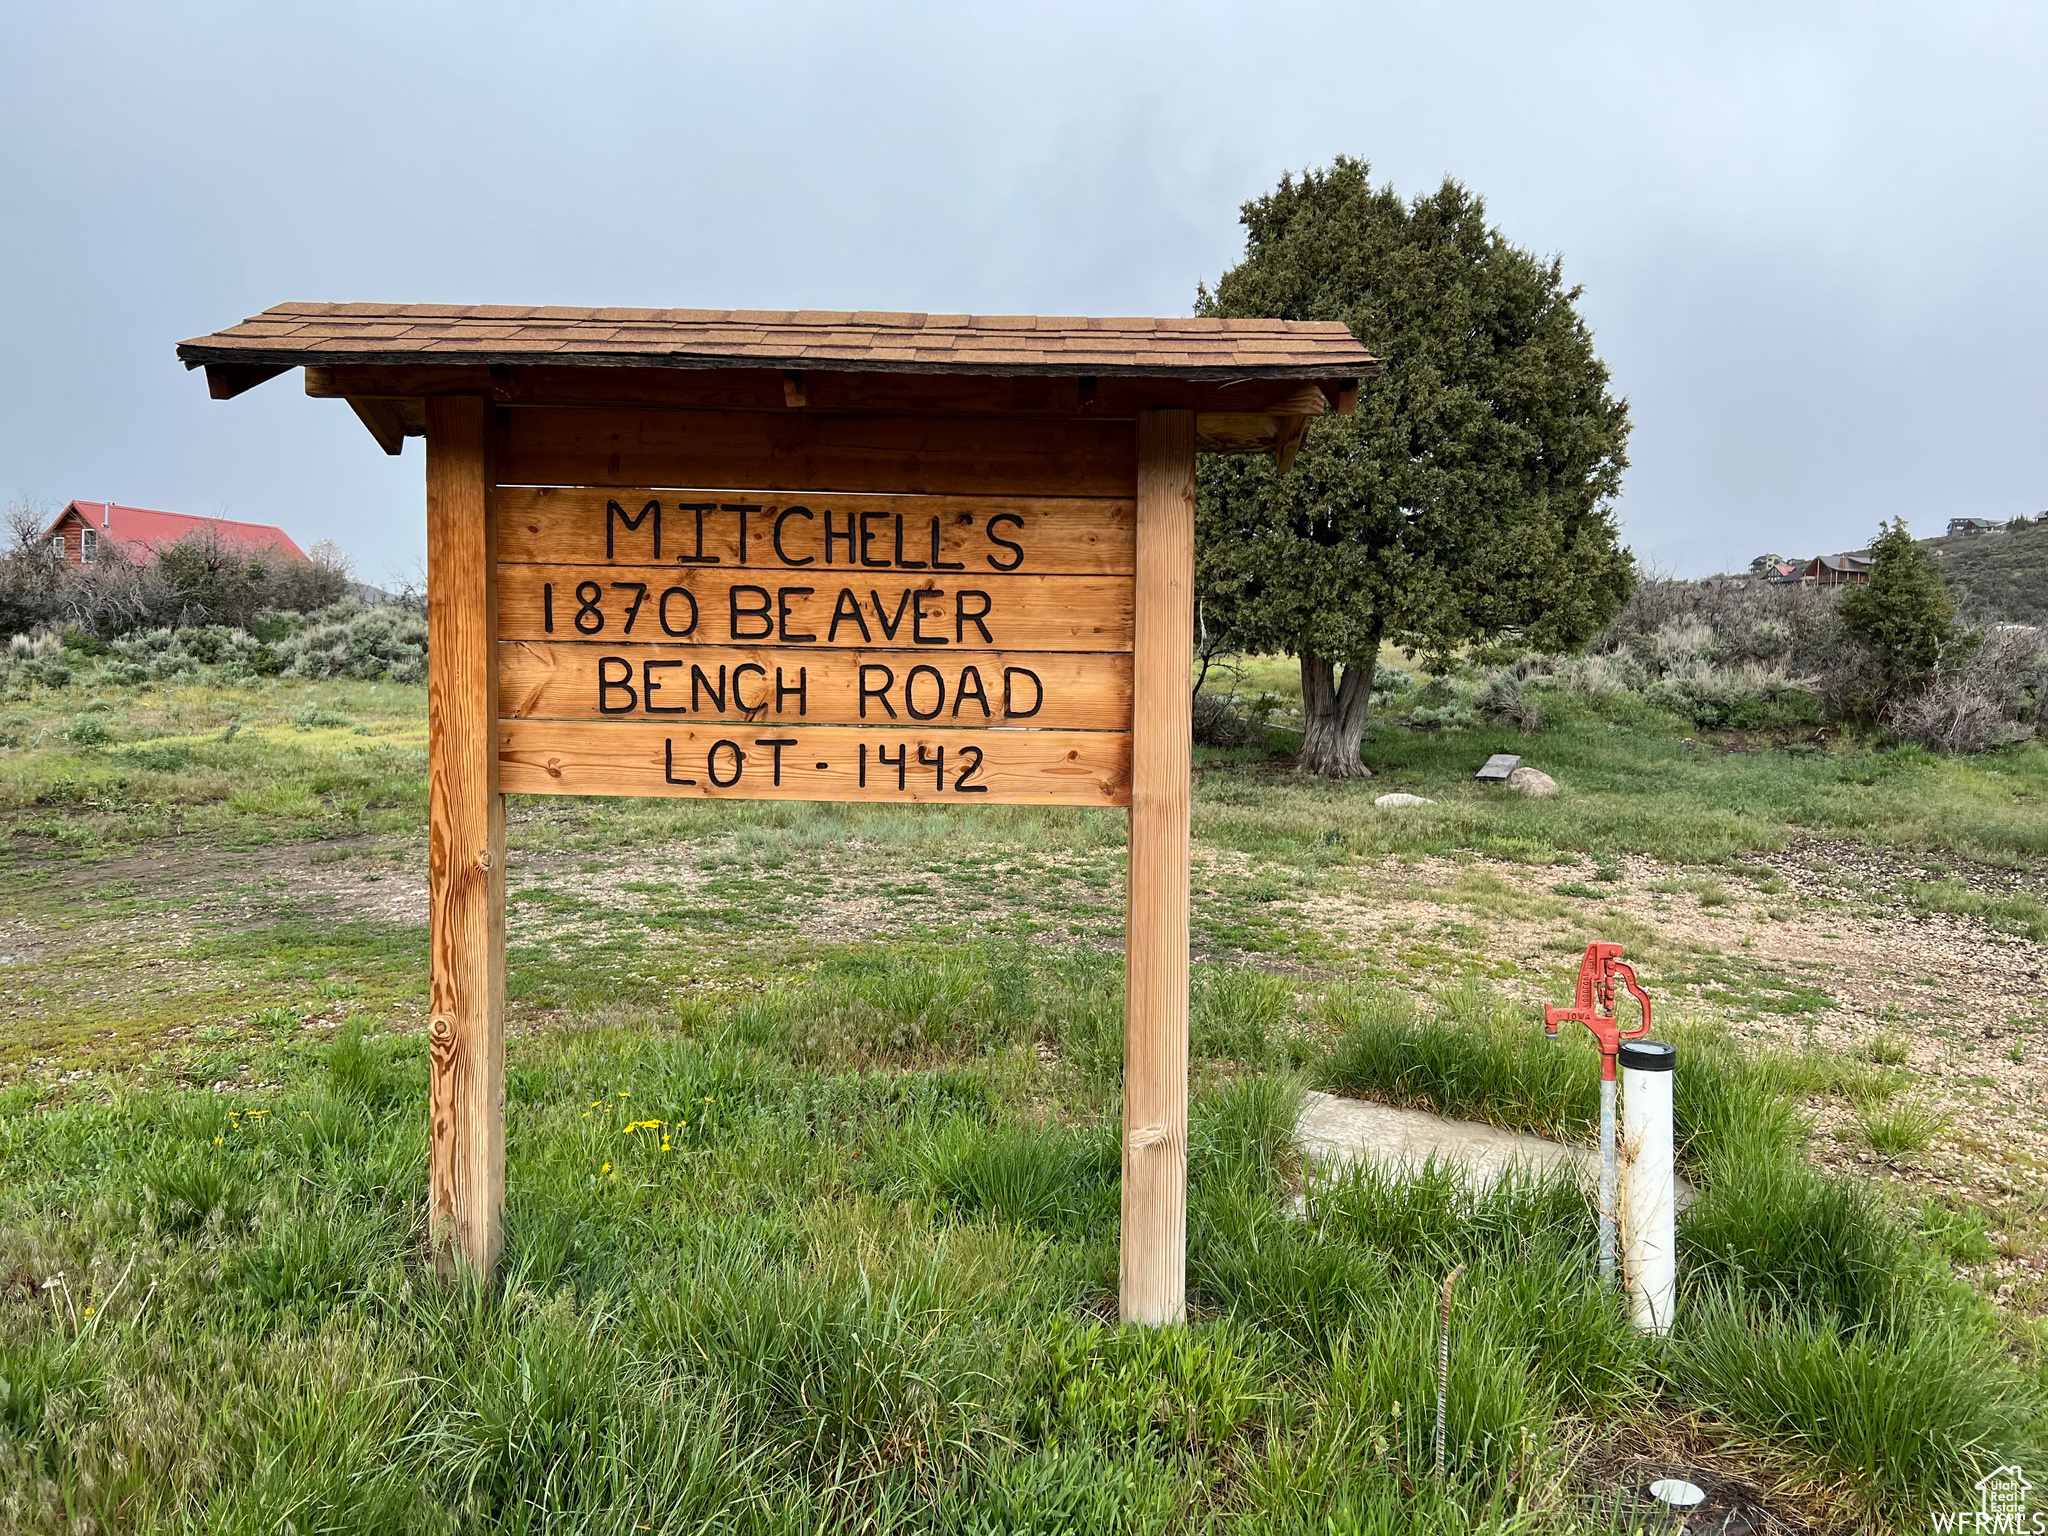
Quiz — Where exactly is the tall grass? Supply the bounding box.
[1667,1290,2044,1527]
[1316,980,1598,1139]
[1308,974,2045,1521]
[1,942,2040,1529]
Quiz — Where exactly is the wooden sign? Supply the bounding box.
[179,300,1376,1333]
[494,487,1135,805]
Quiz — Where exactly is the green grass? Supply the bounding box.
[7,663,2048,874]
[1860,1100,1951,1158]
[1902,878,2048,941]
[4,948,2036,1530]
[1198,692,2048,867]
[1305,978,2042,1525]
[1666,1292,2040,1522]
[4,668,2046,1528]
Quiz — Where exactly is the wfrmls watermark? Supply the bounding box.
[1932,1466,2038,1533]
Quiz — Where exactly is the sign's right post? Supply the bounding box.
[1122,408,1196,1326]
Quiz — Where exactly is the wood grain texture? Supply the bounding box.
[307,363,1363,418]
[499,408,1138,497]
[1122,410,1194,1328]
[498,720,1130,805]
[496,486,1135,574]
[348,397,409,456]
[425,397,506,1281]
[1192,414,1279,453]
[501,642,1131,730]
[496,565,1133,653]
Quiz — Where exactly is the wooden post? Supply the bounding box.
[1122,409,1195,1326]
[425,396,506,1279]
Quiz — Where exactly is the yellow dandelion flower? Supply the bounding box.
[601,1162,611,1174]
[214,1136,224,1145]
[82,1306,92,1316]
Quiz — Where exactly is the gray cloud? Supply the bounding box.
[1,0,2039,582]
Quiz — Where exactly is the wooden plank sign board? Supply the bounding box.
[494,487,1135,804]
[177,303,1378,1334]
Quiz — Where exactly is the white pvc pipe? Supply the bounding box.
[1621,1041,1677,1335]
[1597,1074,1617,1283]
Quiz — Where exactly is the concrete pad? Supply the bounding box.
[1294,1090,1694,1207]
[1297,1090,1596,1188]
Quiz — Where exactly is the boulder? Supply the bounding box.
[1373,792,1434,808]
[1507,766,1559,797]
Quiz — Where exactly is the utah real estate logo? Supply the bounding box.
[1933,1466,2036,1533]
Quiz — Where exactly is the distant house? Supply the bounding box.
[1947,517,2003,536]
[1802,553,1872,587]
[41,501,308,568]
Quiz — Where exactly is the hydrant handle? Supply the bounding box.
[1611,960,1653,1040]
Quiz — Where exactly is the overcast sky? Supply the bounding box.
[2,1,2040,582]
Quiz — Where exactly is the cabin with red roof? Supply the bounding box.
[41,501,308,567]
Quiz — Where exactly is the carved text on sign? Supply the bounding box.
[501,644,1130,730]
[497,722,1131,805]
[493,488,1134,805]
[497,487,1135,575]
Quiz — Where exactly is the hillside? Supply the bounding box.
[1927,519,2048,623]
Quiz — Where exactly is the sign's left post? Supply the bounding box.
[425,396,507,1279]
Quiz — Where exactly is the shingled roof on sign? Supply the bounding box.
[178,303,1379,380]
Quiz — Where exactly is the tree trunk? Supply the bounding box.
[1298,650,1378,778]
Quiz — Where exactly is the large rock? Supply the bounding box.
[1374,792,1434,808]
[1507,766,1559,797]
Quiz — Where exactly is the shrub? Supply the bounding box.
[1592,574,1876,720]
[1401,674,1479,731]
[277,604,428,683]
[1192,687,1264,747]
[1645,659,1827,730]
[1475,670,1543,734]
[0,517,355,641]
[105,623,279,681]
[0,504,66,636]
[1892,625,2046,752]
[1891,682,2031,753]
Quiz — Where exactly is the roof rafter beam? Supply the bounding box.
[346,397,424,456]
[201,362,289,400]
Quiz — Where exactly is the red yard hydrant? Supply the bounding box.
[1546,943,1653,1283]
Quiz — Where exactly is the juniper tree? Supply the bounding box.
[1839,518,1961,711]
[1197,157,1634,777]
